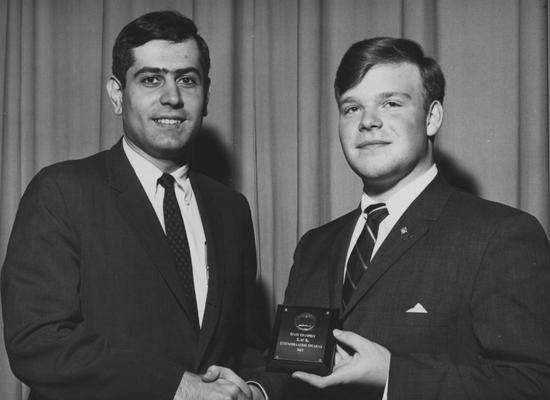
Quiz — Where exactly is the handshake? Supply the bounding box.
[175,329,391,400]
[175,365,265,400]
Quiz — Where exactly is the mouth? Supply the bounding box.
[152,117,186,127]
[356,140,390,149]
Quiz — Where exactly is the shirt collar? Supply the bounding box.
[122,137,193,204]
[360,164,438,217]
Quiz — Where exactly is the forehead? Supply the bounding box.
[129,39,203,74]
[341,62,423,100]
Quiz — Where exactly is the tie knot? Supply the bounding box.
[364,203,388,236]
[158,173,175,189]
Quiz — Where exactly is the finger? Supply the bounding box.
[214,366,252,398]
[291,370,342,389]
[201,365,221,382]
[334,347,351,370]
[333,329,369,353]
[217,379,253,400]
[334,350,343,365]
[291,371,328,389]
[336,343,351,359]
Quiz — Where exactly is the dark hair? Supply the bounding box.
[112,10,211,89]
[334,37,445,111]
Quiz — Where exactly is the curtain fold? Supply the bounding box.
[518,0,549,226]
[1,1,548,398]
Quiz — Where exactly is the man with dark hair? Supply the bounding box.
[2,11,266,400]
[275,37,550,399]
[333,37,444,112]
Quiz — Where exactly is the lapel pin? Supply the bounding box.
[400,226,409,239]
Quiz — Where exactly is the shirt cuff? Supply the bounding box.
[382,357,390,400]
[247,380,268,400]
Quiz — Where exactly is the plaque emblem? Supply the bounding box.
[294,312,316,332]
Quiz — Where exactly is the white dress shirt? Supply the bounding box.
[123,138,208,327]
[345,164,438,267]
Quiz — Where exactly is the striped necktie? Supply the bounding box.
[342,203,388,308]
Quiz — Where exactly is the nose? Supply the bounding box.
[359,108,382,130]
[160,80,183,108]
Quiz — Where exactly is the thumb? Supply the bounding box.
[333,329,366,353]
[201,365,221,382]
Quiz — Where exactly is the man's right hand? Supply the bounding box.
[175,371,251,400]
[202,365,265,400]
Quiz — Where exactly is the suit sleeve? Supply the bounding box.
[1,170,184,400]
[249,231,326,400]
[236,193,270,372]
[388,213,550,400]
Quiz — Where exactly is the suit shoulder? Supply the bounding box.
[444,188,546,238]
[33,150,109,184]
[449,189,529,220]
[317,209,358,230]
[299,209,358,243]
[14,150,111,233]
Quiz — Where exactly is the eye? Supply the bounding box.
[382,99,402,109]
[177,75,198,87]
[341,105,360,116]
[141,76,161,87]
[383,100,401,108]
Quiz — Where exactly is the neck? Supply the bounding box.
[123,136,189,173]
[363,162,435,202]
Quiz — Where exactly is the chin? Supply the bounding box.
[155,136,192,150]
[159,146,189,158]
[352,164,389,179]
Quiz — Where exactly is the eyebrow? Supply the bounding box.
[132,67,202,79]
[338,91,412,106]
[378,91,412,100]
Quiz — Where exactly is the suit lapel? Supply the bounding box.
[106,141,199,325]
[342,176,453,318]
[189,173,225,367]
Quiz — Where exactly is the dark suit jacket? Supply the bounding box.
[274,175,550,399]
[1,140,266,400]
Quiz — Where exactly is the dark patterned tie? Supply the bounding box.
[342,203,389,308]
[158,173,199,329]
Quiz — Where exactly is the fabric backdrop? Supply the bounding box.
[1,0,549,398]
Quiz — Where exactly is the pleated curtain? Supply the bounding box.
[1,1,549,398]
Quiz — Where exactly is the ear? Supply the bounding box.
[106,76,124,115]
[202,79,211,117]
[426,100,443,138]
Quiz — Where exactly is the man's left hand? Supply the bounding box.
[292,329,390,389]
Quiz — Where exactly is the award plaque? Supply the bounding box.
[267,305,339,375]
